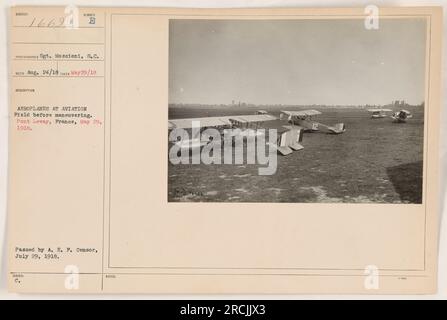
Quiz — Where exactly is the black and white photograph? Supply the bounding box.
[168,18,426,203]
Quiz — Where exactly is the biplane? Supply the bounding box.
[367,108,392,118]
[391,109,413,123]
[168,112,304,155]
[279,109,346,134]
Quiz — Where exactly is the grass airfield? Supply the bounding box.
[168,106,424,203]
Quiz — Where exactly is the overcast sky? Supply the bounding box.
[169,19,426,106]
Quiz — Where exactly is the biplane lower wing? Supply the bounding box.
[392,109,413,123]
[275,146,293,155]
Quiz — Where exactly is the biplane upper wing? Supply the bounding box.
[367,108,392,112]
[168,114,276,129]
